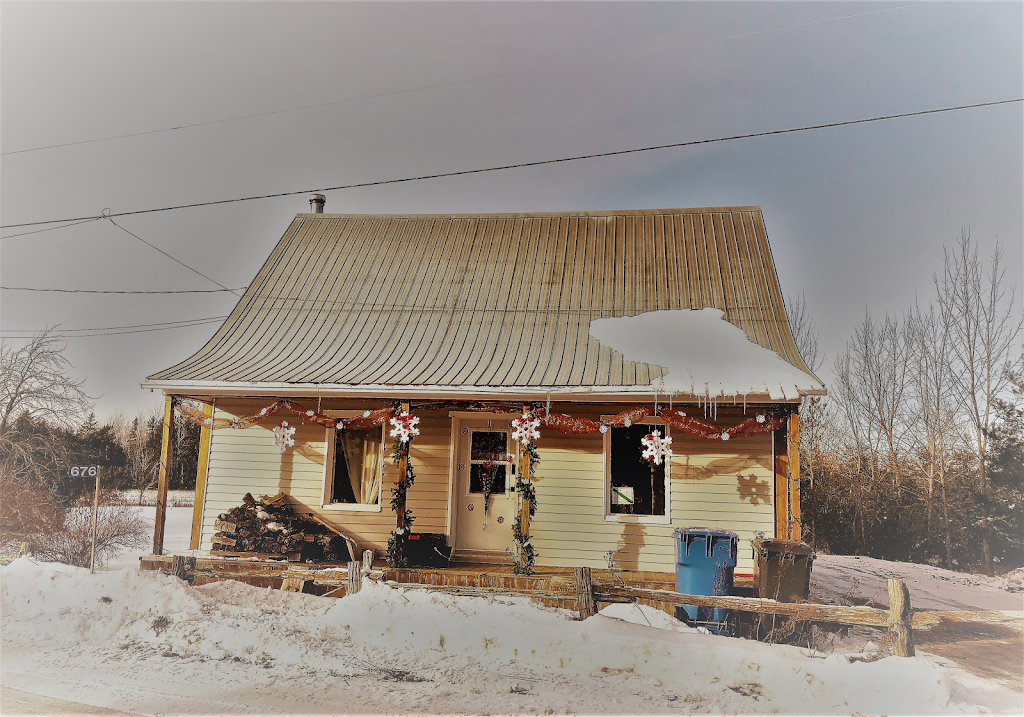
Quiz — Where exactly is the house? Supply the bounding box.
[142,204,823,581]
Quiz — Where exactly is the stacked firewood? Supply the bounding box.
[212,492,351,562]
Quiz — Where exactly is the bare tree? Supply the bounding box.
[0,329,93,434]
[834,310,912,486]
[787,292,824,373]
[935,230,1022,574]
[787,293,828,492]
[110,409,162,503]
[0,331,94,490]
[906,299,961,567]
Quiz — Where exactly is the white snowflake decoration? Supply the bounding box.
[756,414,766,423]
[273,421,296,453]
[640,430,673,465]
[721,431,731,441]
[511,413,541,446]
[389,412,421,443]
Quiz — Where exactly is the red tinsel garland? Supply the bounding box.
[539,410,602,434]
[659,408,723,440]
[342,406,395,431]
[177,398,789,442]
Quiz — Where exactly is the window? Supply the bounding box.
[606,423,669,518]
[468,429,512,494]
[326,425,384,509]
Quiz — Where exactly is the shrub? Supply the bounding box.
[1,480,150,568]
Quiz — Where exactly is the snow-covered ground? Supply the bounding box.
[811,554,1024,611]
[1,561,1019,716]
[104,506,193,571]
[4,535,1023,716]
[5,511,1024,714]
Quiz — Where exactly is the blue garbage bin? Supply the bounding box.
[673,527,738,634]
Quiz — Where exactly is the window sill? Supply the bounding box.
[320,503,383,512]
[603,513,671,525]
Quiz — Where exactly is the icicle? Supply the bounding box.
[546,393,551,417]
[743,394,747,415]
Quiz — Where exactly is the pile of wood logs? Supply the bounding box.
[212,493,352,562]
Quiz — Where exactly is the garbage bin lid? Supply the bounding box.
[673,526,739,539]
[750,538,814,555]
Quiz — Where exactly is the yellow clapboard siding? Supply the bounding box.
[196,404,777,571]
[528,432,776,571]
[197,407,453,551]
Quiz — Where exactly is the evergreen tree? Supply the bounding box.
[985,365,1024,569]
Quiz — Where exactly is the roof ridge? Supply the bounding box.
[295,207,763,219]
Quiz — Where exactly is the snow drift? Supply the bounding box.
[3,558,1018,715]
[588,308,823,400]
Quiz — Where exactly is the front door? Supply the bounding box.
[454,417,516,555]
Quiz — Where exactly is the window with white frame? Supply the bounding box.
[325,423,384,508]
[605,422,669,517]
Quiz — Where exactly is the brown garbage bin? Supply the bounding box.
[751,539,814,602]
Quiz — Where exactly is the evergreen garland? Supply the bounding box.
[386,433,417,567]
[511,410,540,574]
[511,514,536,575]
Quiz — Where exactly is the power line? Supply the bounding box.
[1,286,247,294]
[0,1,944,157]
[2,97,1019,230]
[1,315,228,339]
[2,315,229,333]
[106,218,241,296]
[0,217,102,240]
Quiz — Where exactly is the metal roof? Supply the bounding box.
[146,207,822,397]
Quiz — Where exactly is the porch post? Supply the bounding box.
[153,394,176,555]
[190,402,214,550]
[396,400,410,530]
[518,404,532,534]
[787,413,801,541]
[772,419,789,540]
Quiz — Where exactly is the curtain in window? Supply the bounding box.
[338,429,381,504]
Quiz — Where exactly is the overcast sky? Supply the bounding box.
[2,1,1021,421]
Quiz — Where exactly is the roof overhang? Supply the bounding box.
[140,379,822,403]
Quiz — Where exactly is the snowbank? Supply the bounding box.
[3,558,1019,715]
[588,308,823,400]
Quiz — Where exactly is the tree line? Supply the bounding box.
[795,231,1023,575]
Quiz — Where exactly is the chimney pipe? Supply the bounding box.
[309,194,326,213]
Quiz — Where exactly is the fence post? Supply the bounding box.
[348,560,363,596]
[575,567,596,620]
[887,578,915,656]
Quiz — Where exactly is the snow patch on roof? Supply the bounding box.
[588,308,823,400]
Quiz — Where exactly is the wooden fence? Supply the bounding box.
[162,556,1023,659]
